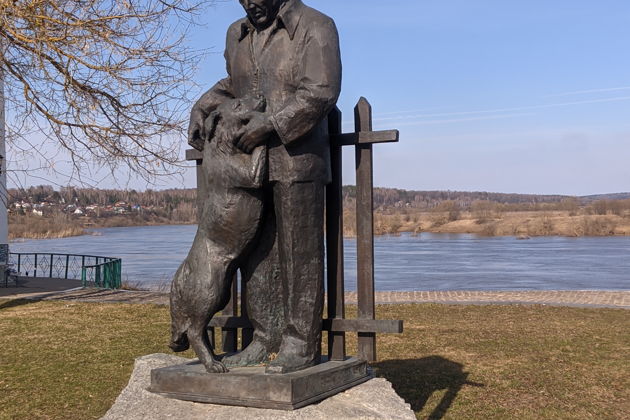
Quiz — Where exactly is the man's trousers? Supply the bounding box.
[241,180,325,363]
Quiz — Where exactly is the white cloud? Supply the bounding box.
[365,95,630,128]
[546,86,630,97]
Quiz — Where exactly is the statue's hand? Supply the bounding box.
[188,109,206,151]
[235,111,274,154]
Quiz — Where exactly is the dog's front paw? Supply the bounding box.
[206,360,229,374]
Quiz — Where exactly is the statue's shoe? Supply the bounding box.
[222,339,268,367]
[265,352,319,374]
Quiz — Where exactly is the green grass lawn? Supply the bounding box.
[0,299,628,419]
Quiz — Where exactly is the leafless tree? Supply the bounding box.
[0,0,212,186]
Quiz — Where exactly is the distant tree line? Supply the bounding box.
[343,186,573,210]
[9,185,630,221]
[9,185,196,208]
[8,185,198,225]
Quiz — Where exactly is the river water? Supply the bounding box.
[9,225,630,291]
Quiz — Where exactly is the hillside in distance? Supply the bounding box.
[365,188,570,209]
[8,185,630,239]
[9,184,629,212]
[579,192,630,203]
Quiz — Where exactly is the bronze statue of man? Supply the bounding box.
[188,0,341,374]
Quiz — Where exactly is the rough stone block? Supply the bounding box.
[101,353,415,420]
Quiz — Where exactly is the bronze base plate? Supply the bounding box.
[149,357,371,410]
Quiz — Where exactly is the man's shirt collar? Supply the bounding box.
[239,0,302,42]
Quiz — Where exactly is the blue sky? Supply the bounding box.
[17,0,630,195]
[192,0,630,196]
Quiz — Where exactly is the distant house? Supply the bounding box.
[32,209,43,217]
[73,208,84,215]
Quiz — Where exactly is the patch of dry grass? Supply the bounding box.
[9,214,86,240]
[365,209,630,238]
[0,300,628,419]
[368,304,630,419]
[0,299,194,420]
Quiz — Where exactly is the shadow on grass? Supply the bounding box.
[373,356,484,419]
[0,298,36,311]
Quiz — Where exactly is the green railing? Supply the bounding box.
[81,259,122,289]
[8,252,122,289]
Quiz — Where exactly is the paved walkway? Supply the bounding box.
[7,287,628,309]
[0,277,83,299]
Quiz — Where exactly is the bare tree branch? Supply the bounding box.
[0,0,212,185]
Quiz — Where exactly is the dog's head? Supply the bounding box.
[203,96,266,142]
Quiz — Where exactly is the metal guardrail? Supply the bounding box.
[8,252,122,289]
[81,259,122,289]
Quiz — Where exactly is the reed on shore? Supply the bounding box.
[342,210,630,237]
[8,214,86,240]
[9,193,630,240]
[9,209,630,240]
[8,213,195,240]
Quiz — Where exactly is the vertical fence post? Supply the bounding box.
[240,273,253,349]
[17,254,20,273]
[354,97,377,362]
[326,107,347,361]
[65,255,70,279]
[49,254,54,278]
[34,253,38,277]
[116,259,122,288]
[192,151,208,225]
[208,327,216,350]
[221,273,239,353]
[104,262,111,289]
[81,267,86,287]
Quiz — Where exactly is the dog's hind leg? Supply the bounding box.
[187,319,228,373]
[182,249,233,373]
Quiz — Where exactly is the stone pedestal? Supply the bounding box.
[149,356,371,410]
[102,354,415,420]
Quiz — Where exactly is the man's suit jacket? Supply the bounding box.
[189,0,342,184]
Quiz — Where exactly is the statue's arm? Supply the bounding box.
[188,77,234,150]
[188,78,234,150]
[188,23,239,150]
[270,18,342,145]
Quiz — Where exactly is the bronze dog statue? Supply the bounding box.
[169,96,266,373]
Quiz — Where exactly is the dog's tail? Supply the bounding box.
[169,329,190,352]
[169,261,192,353]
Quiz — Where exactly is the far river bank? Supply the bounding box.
[9,210,630,240]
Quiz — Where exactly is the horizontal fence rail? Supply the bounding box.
[8,252,122,289]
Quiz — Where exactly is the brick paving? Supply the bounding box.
[20,288,630,309]
[348,290,630,308]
